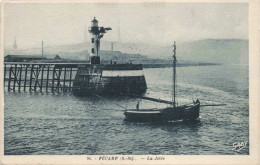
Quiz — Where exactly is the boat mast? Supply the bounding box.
[172,41,177,107]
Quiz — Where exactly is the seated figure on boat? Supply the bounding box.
[136,101,139,110]
[196,99,200,104]
[193,99,200,104]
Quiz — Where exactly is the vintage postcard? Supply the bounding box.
[0,0,259,164]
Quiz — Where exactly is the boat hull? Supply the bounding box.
[124,103,200,122]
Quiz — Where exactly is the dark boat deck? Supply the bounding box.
[124,103,200,122]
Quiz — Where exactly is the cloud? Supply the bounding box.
[4,3,248,48]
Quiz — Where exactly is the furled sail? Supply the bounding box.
[128,94,173,105]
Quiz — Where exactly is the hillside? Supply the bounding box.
[178,39,248,64]
[98,39,248,64]
[4,39,248,64]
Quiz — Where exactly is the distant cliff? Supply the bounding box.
[178,39,248,64]
[100,39,249,64]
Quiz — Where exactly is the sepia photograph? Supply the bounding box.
[0,0,259,164]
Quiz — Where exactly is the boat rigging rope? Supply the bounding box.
[156,56,172,80]
[177,60,201,100]
[91,93,127,110]
[153,56,172,101]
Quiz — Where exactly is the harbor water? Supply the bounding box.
[4,64,249,155]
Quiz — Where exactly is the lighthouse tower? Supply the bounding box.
[89,17,99,64]
[88,17,112,64]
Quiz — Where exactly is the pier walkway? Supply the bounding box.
[3,62,89,93]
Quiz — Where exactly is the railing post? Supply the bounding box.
[18,65,22,92]
[34,65,39,91]
[4,64,6,87]
[40,65,44,92]
[57,68,61,92]
[52,67,55,92]
[46,65,50,92]
[63,67,66,92]
[69,67,73,91]
[13,64,17,92]
[29,65,34,91]
[8,65,12,91]
[24,65,28,91]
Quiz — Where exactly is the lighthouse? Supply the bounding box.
[88,17,112,64]
[73,18,147,96]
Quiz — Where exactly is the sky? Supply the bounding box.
[4,3,248,49]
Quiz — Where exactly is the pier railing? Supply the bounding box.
[3,62,88,93]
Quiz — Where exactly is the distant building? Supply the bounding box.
[111,56,118,64]
[4,55,46,62]
[54,55,61,60]
[58,50,88,61]
[45,54,61,60]
[4,54,62,62]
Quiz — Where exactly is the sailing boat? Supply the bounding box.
[124,41,200,122]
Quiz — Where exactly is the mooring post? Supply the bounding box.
[18,65,22,92]
[8,65,12,91]
[69,67,73,91]
[63,67,66,92]
[40,65,44,92]
[13,64,17,92]
[29,65,34,91]
[46,65,50,92]
[24,65,28,91]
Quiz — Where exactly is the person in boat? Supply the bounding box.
[136,101,139,110]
